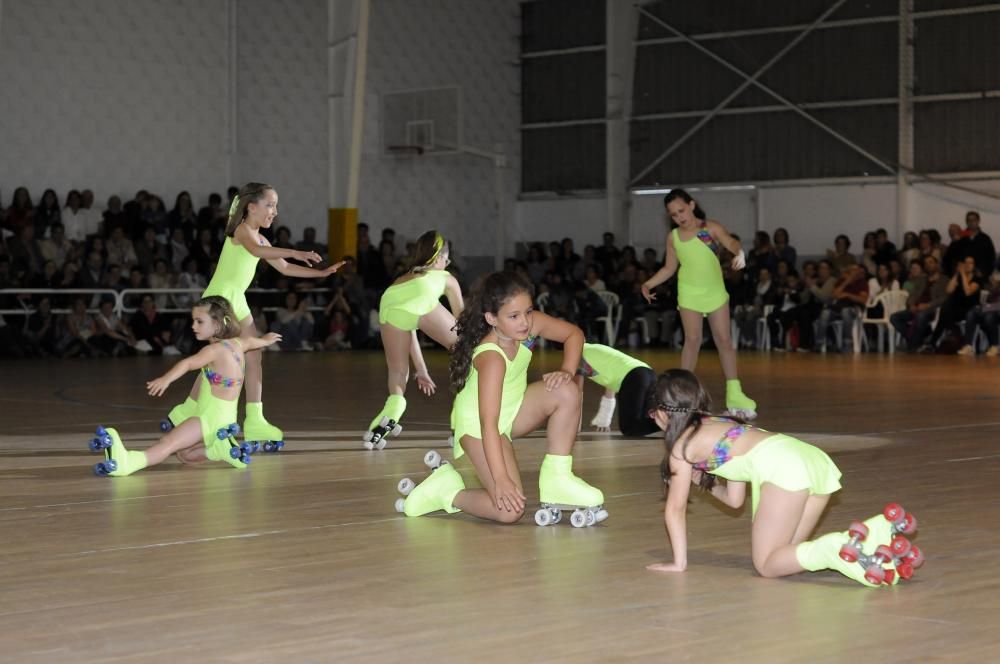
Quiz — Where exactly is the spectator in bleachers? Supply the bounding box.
[767,270,805,349]
[167,191,198,243]
[76,251,105,290]
[274,225,294,250]
[734,266,778,348]
[379,239,397,288]
[640,247,661,276]
[584,264,605,292]
[898,231,919,266]
[34,189,60,239]
[24,295,59,357]
[174,256,206,309]
[541,270,575,322]
[102,263,127,292]
[902,259,924,295]
[859,231,878,276]
[135,225,168,272]
[826,234,856,274]
[958,270,1000,356]
[918,230,942,264]
[106,225,137,270]
[123,190,148,237]
[643,276,679,347]
[891,254,948,352]
[167,227,189,273]
[30,260,61,289]
[272,291,316,351]
[942,224,965,274]
[874,228,897,266]
[799,259,835,351]
[957,211,995,277]
[130,294,176,355]
[190,226,218,276]
[595,232,620,278]
[62,190,87,243]
[562,237,583,281]
[888,257,905,289]
[3,186,34,233]
[60,296,99,358]
[773,227,797,269]
[356,223,385,289]
[148,258,176,309]
[80,189,101,238]
[197,192,225,230]
[926,255,983,352]
[7,224,44,278]
[93,298,138,357]
[525,243,546,286]
[865,263,901,318]
[102,195,127,237]
[826,263,869,351]
[40,222,72,269]
[747,231,778,282]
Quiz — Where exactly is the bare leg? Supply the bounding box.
[142,418,206,467]
[176,445,208,464]
[380,323,411,396]
[239,316,263,402]
[417,304,458,349]
[750,483,811,578]
[509,380,583,455]
[706,305,739,380]
[452,435,524,523]
[791,494,830,544]
[678,308,704,372]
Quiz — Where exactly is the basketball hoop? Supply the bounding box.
[386,145,425,158]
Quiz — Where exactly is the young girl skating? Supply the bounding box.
[395,272,606,527]
[88,296,281,476]
[641,189,757,418]
[645,369,923,587]
[364,231,463,449]
[578,343,658,437]
[163,182,344,447]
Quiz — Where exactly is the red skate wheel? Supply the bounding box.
[883,568,896,585]
[900,512,918,535]
[903,545,925,568]
[847,521,869,541]
[839,543,860,563]
[897,562,914,580]
[890,535,911,557]
[874,544,894,563]
[864,565,885,585]
[883,502,904,522]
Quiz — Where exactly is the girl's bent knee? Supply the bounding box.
[496,508,524,524]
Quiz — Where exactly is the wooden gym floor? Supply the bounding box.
[1,349,998,662]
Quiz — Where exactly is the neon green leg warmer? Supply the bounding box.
[243,402,283,442]
[796,513,901,587]
[402,463,465,516]
[369,394,407,431]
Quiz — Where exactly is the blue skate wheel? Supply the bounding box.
[88,438,102,452]
[228,423,241,435]
[96,426,107,436]
[160,420,174,432]
[230,448,241,459]
[240,454,252,464]
[274,441,284,451]
[93,462,108,476]
[216,428,229,440]
[251,441,261,453]
[263,442,274,453]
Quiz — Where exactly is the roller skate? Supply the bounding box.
[590,396,616,432]
[205,422,249,469]
[724,379,757,420]
[394,450,464,516]
[87,426,147,477]
[797,502,923,587]
[160,397,197,433]
[242,402,285,454]
[535,454,608,528]
[837,503,923,585]
[363,395,406,451]
[364,416,402,451]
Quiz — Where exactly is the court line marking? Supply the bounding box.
[945,454,1000,463]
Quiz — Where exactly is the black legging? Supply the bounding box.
[618,367,659,436]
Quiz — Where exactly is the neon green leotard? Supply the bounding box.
[581,343,650,392]
[672,225,729,314]
[202,237,260,320]
[378,270,450,331]
[450,341,532,459]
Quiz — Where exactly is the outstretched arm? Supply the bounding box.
[146,344,219,396]
[243,332,282,352]
[647,455,693,572]
[642,236,679,301]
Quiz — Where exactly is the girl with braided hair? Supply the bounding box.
[646,369,923,587]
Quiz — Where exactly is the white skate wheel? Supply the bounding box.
[391,424,403,437]
[397,477,415,496]
[594,509,609,523]
[394,498,406,513]
[379,416,390,426]
[585,510,596,527]
[570,510,587,528]
[424,450,442,468]
[551,509,562,524]
[376,438,388,451]
[363,440,374,451]
[362,430,374,443]
[535,508,552,526]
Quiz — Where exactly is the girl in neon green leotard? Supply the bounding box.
[644,369,918,587]
[167,183,345,444]
[364,231,464,448]
[641,189,757,419]
[89,297,281,477]
[397,272,606,526]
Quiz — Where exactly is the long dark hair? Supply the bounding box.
[651,369,743,492]
[449,271,533,393]
[224,182,274,237]
[663,188,707,221]
[409,230,446,273]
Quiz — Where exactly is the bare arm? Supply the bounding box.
[706,220,742,256]
[444,274,464,318]
[146,344,219,396]
[643,235,679,297]
[529,310,584,389]
[242,332,281,352]
[648,455,693,572]
[476,351,526,512]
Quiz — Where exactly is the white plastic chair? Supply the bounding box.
[594,290,622,346]
[535,292,550,348]
[755,304,775,350]
[858,289,910,353]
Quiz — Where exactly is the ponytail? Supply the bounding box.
[224,182,274,237]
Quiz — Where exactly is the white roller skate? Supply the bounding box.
[535,454,608,528]
[364,416,402,451]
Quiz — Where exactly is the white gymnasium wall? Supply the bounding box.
[0,0,230,212]
[357,0,521,259]
[0,0,327,237]
[235,0,328,239]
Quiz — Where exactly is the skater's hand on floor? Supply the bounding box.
[415,372,436,396]
[492,476,525,514]
[147,377,170,397]
[646,562,686,573]
[542,370,573,391]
